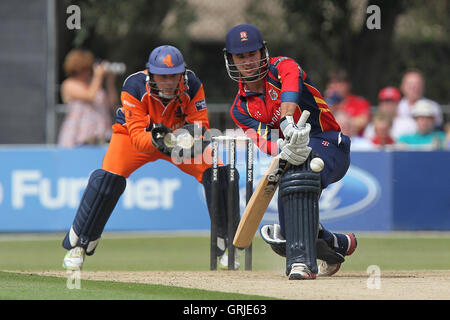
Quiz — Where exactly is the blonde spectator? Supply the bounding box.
[370,111,394,148]
[397,100,446,150]
[58,49,118,147]
[364,86,416,140]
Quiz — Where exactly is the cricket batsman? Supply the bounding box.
[62,45,239,270]
[223,24,357,279]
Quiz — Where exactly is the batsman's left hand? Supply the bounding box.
[277,127,312,166]
[279,116,311,143]
[292,122,311,146]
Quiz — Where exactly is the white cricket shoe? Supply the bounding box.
[63,247,85,270]
[219,249,241,270]
[288,263,316,280]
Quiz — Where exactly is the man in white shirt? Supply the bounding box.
[397,70,443,129]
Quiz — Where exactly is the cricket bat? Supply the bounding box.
[233,110,310,249]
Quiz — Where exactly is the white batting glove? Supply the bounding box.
[291,123,311,147]
[278,123,311,148]
[279,143,312,166]
[277,137,287,150]
[277,123,312,166]
[280,116,312,143]
[279,116,296,141]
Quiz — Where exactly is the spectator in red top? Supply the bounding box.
[324,70,371,136]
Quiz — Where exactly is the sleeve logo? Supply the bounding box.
[195,99,207,111]
[269,88,278,100]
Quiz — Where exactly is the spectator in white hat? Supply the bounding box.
[397,100,446,150]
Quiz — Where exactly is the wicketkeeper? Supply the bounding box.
[61,45,240,270]
[224,24,357,280]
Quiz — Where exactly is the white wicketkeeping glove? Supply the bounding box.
[277,123,312,166]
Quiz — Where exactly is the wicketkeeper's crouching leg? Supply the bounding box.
[202,165,240,268]
[62,169,126,269]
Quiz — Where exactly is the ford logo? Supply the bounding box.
[240,165,380,223]
[319,165,380,220]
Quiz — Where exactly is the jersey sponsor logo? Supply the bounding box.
[240,31,248,42]
[268,88,278,100]
[195,99,207,111]
[163,54,174,67]
[269,108,281,127]
[123,99,136,108]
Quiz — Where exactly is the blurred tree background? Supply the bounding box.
[57,0,449,108]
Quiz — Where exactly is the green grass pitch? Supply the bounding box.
[0,232,449,299]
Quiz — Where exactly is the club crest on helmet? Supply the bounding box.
[163,54,174,67]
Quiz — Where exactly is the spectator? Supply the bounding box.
[370,111,395,149]
[397,100,446,150]
[364,86,416,140]
[58,49,118,147]
[324,70,371,136]
[334,111,374,151]
[443,122,450,150]
[398,70,443,129]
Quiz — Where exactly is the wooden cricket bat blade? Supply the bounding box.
[233,156,286,248]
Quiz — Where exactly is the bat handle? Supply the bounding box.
[297,110,310,128]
